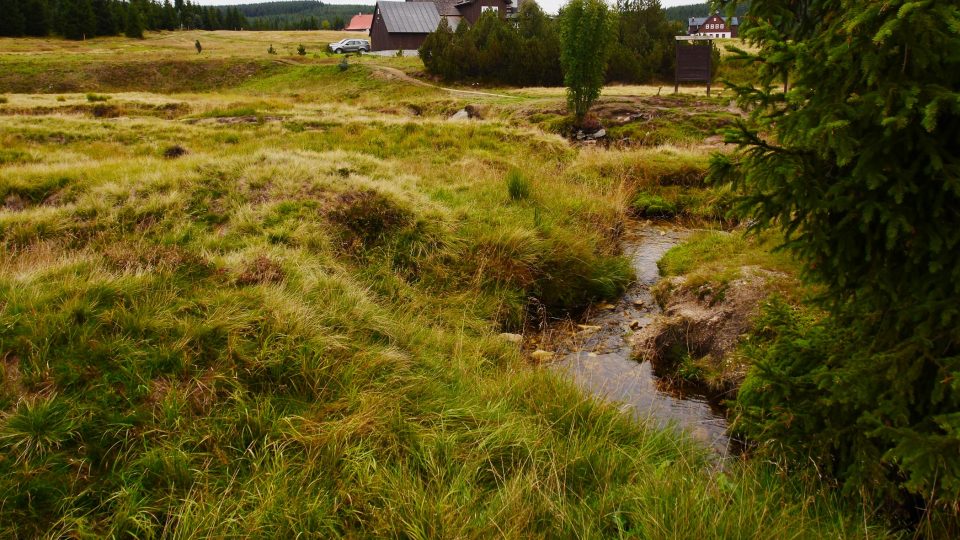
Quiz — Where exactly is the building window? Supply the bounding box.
[482,6,498,13]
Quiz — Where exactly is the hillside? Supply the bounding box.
[219,1,373,30]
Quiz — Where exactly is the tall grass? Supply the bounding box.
[0,35,893,537]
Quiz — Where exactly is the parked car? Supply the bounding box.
[328,39,370,54]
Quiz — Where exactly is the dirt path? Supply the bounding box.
[366,64,516,99]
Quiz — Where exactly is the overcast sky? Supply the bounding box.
[191,0,702,16]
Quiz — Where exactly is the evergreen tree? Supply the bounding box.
[0,0,26,36]
[160,0,177,30]
[200,7,213,30]
[124,1,144,38]
[516,1,562,86]
[23,0,50,36]
[91,0,117,36]
[59,0,97,40]
[420,18,456,78]
[716,0,960,521]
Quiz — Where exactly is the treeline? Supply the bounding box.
[245,16,344,32]
[0,0,252,39]
[0,0,372,38]
[229,1,372,31]
[663,2,749,23]
[420,0,679,86]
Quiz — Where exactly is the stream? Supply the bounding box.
[550,222,732,454]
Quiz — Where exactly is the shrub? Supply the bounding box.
[268,44,277,55]
[506,170,530,200]
[0,96,7,105]
[297,44,306,56]
[162,145,188,159]
[85,93,109,102]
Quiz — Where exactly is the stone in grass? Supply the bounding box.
[498,333,523,344]
[449,109,470,121]
[530,350,555,361]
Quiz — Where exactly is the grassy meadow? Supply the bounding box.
[0,31,891,537]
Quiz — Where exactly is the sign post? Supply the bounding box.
[674,35,713,96]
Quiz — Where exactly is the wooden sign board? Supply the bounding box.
[674,36,713,95]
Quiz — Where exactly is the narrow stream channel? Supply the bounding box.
[551,222,732,454]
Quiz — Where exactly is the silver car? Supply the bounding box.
[329,39,370,54]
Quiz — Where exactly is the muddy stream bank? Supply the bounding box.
[546,221,732,454]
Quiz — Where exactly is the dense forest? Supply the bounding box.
[229,1,373,31]
[664,2,749,22]
[0,0,373,38]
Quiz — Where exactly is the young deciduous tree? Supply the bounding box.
[559,0,615,124]
[715,0,960,523]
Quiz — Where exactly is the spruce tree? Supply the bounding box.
[161,0,177,30]
[23,0,50,37]
[91,0,117,36]
[716,0,960,519]
[59,0,97,40]
[124,1,144,38]
[0,0,26,36]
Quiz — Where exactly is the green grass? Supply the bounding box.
[658,229,802,292]
[0,31,894,537]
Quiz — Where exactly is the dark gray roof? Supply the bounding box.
[410,0,461,17]
[378,1,440,33]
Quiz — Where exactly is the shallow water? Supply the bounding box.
[551,222,731,454]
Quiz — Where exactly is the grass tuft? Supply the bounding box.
[506,169,531,201]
